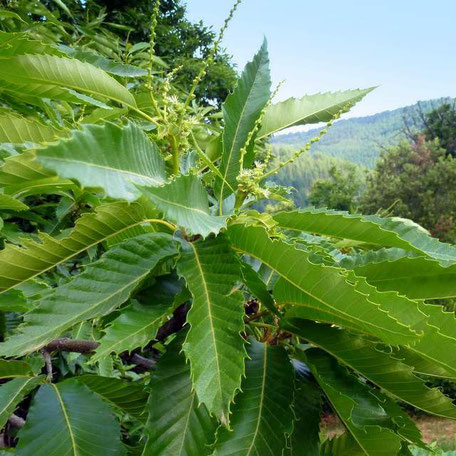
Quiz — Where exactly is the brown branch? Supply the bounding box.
[45,338,99,354]
[130,354,156,370]
[39,305,189,375]
[155,304,188,341]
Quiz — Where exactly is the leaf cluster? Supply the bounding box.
[0,2,454,455]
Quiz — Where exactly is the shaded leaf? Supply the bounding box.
[0,114,66,144]
[0,359,32,378]
[16,381,125,456]
[284,320,456,419]
[320,433,366,456]
[0,201,161,293]
[0,151,75,198]
[239,259,278,315]
[143,335,216,455]
[286,365,321,456]
[0,377,41,429]
[60,46,148,77]
[340,248,456,299]
[76,375,148,421]
[0,194,27,211]
[212,340,294,455]
[0,31,63,58]
[307,349,423,456]
[0,233,178,356]
[91,300,172,362]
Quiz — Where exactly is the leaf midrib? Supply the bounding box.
[189,242,223,410]
[258,97,358,139]
[52,384,79,456]
[94,306,169,359]
[219,54,267,203]
[0,377,36,421]
[1,60,135,109]
[246,343,268,456]
[39,155,164,184]
[147,191,209,216]
[176,391,197,456]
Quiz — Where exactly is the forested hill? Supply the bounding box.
[272,97,452,168]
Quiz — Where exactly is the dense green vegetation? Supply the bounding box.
[10,0,237,104]
[265,149,365,208]
[0,1,455,455]
[361,103,456,243]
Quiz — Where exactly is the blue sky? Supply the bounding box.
[185,0,456,118]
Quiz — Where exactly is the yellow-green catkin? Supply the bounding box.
[147,0,161,86]
[239,80,285,172]
[259,103,349,182]
[184,0,243,108]
[161,64,184,121]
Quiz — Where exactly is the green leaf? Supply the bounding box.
[0,10,27,24]
[0,201,161,293]
[286,368,322,456]
[36,122,166,201]
[320,433,366,456]
[214,39,271,203]
[0,194,27,211]
[76,375,148,421]
[0,54,136,108]
[0,114,66,144]
[340,248,456,299]
[212,340,294,455]
[143,335,216,455]
[283,320,456,419]
[0,31,64,58]
[177,236,246,421]
[16,381,125,456]
[306,349,422,456]
[81,107,128,124]
[352,277,456,380]
[389,347,456,380]
[0,377,41,429]
[0,151,75,198]
[228,224,417,344]
[0,233,178,356]
[91,300,172,362]
[138,173,227,237]
[273,208,456,265]
[239,260,278,315]
[0,359,32,378]
[61,46,148,77]
[257,88,374,138]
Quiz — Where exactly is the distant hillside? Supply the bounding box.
[266,151,364,208]
[272,97,452,168]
